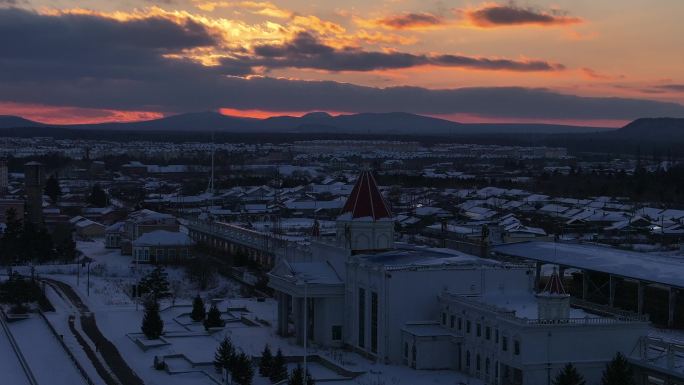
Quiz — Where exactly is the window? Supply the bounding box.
[514,340,521,355]
[486,326,491,340]
[371,292,378,353]
[332,325,342,341]
[465,351,471,368]
[495,329,499,344]
[495,361,499,378]
[442,312,446,325]
[168,248,176,259]
[502,336,508,352]
[458,317,462,331]
[404,342,408,358]
[485,358,490,375]
[450,315,455,329]
[466,320,471,334]
[477,323,482,337]
[157,248,165,258]
[476,354,481,371]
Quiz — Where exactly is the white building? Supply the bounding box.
[268,171,649,384]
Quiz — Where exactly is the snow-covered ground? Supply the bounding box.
[0,319,32,385]
[12,239,481,385]
[8,315,89,385]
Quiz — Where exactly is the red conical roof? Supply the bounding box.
[340,170,392,220]
[543,268,566,295]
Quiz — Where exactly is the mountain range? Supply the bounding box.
[0,111,615,135]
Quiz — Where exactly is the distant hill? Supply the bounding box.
[0,115,44,129]
[0,111,614,135]
[612,118,684,140]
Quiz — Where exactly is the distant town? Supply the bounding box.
[0,129,683,385]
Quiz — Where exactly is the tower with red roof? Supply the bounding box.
[536,267,570,322]
[336,170,394,253]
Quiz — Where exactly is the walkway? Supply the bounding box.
[44,278,145,385]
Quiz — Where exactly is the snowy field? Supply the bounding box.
[8,315,89,385]
[0,320,32,385]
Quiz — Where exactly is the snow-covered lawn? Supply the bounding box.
[21,239,482,385]
[8,315,89,385]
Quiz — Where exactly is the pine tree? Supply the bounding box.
[204,303,224,330]
[45,175,62,203]
[553,363,586,385]
[141,299,164,339]
[259,344,273,377]
[288,365,304,385]
[0,208,22,264]
[231,352,254,385]
[88,183,108,207]
[601,352,636,385]
[191,295,206,322]
[269,348,288,383]
[214,337,235,372]
[138,266,171,300]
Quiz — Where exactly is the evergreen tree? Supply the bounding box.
[88,183,108,207]
[288,365,304,385]
[214,337,236,372]
[287,364,314,385]
[0,208,22,264]
[141,299,164,339]
[204,303,225,330]
[190,295,206,322]
[259,344,273,377]
[601,352,636,385]
[553,363,586,385]
[45,175,62,203]
[269,348,288,383]
[138,266,171,300]
[231,352,254,385]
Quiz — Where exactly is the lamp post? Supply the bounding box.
[303,280,308,385]
[296,275,310,385]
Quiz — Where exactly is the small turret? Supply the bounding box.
[336,170,394,252]
[536,267,570,322]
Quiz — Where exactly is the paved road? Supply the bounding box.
[45,279,145,385]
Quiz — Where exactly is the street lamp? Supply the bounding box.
[296,275,310,385]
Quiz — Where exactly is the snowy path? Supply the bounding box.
[8,316,89,385]
[0,317,33,385]
[45,278,145,385]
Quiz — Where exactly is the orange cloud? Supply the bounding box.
[463,3,582,28]
[356,12,448,31]
[0,102,163,125]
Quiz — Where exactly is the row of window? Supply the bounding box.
[465,351,498,378]
[134,247,189,261]
[442,312,521,355]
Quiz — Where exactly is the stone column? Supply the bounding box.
[668,288,677,328]
[535,262,542,293]
[637,281,645,315]
[609,275,617,308]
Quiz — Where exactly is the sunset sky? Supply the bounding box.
[1,0,683,126]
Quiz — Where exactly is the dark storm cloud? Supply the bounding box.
[243,32,563,72]
[657,84,684,92]
[375,12,444,29]
[467,4,582,27]
[0,8,682,121]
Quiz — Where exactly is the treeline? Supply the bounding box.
[531,166,684,205]
[0,208,76,265]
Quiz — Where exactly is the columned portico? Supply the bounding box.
[269,259,345,347]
